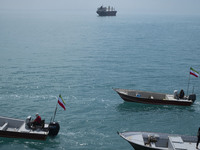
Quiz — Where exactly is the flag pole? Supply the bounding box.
[187,69,191,96]
[52,98,58,122]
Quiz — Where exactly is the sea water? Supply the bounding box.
[0,10,200,150]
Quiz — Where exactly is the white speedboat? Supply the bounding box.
[118,131,197,150]
[0,116,60,140]
[114,88,196,106]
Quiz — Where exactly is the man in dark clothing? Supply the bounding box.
[179,89,185,99]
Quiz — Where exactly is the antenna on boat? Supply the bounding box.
[52,97,58,122]
[51,94,66,123]
[187,67,199,96]
[186,69,191,96]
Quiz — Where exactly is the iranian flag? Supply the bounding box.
[190,67,199,78]
[58,95,66,110]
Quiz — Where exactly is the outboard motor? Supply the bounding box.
[26,116,31,124]
[25,116,31,127]
[174,90,178,99]
[48,122,60,136]
[188,94,196,102]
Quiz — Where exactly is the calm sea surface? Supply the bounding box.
[0,10,200,150]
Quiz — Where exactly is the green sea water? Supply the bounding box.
[0,10,200,149]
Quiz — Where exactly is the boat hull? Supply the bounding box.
[128,143,156,150]
[114,88,194,106]
[0,130,47,140]
[0,116,59,141]
[96,11,117,16]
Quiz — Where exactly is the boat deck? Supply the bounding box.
[168,136,196,150]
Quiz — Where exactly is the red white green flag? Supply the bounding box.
[190,67,199,78]
[58,95,66,110]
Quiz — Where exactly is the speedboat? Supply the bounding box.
[0,116,60,140]
[114,88,196,106]
[118,131,197,150]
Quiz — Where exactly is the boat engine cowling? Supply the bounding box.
[48,122,60,136]
[26,116,31,124]
[174,90,178,99]
[188,94,196,102]
[25,116,32,127]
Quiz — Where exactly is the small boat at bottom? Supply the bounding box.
[0,116,60,140]
[113,88,196,106]
[118,131,197,150]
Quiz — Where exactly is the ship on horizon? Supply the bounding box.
[96,5,117,16]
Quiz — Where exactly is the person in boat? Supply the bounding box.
[27,113,42,128]
[179,89,185,99]
[32,113,42,126]
[197,127,200,149]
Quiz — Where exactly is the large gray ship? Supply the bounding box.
[96,6,117,16]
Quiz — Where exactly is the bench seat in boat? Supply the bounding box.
[0,122,8,131]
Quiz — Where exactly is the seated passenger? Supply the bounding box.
[27,113,42,128]
[179,89,185,99]
[33,113,41,126]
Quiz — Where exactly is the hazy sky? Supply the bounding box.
[0,0,200,15]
